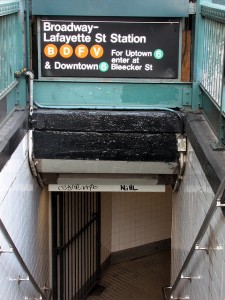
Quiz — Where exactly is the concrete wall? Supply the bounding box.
[0,135,50,300]
[171,141,225,300]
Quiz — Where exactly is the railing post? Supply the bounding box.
[169,177,225,299]
[0,219,48,300]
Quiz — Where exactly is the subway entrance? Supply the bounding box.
[51,186,172,300]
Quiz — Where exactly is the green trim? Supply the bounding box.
[0,1,19,16]
[192,81,202,110]
[0,81,18,102]
[192,3,204,83]
[32,0,189,17]
[33,81,192,109]
[201,4,225,23]
[0,78,26,128]
[200,84,225,144]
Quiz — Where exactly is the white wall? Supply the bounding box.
[111,188,172,252]
[101,193,112,264]
[0,135,50,300]
[171,141,225,300]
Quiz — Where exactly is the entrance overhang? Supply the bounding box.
[30,109,185,188]
[35,159,178,174]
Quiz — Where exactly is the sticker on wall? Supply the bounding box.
[40,18,180,79]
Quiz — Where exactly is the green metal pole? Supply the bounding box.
[25,0,31,68]
[191,0,204,110]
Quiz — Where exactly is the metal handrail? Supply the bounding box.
[169,177,225,299]
[0,218,51,300]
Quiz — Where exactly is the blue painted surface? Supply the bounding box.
[32,0,189,17]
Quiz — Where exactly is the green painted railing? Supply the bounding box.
[201,17,225,107]
[0,0,26,125]
[0,12,18,94]
[194,0,225,145]
[212,0,225,4]
[200,2,225,110]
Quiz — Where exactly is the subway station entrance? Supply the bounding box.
[51,184,172,300]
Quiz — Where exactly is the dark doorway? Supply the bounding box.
[52,192,101,300]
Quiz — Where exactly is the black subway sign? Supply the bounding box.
[40,18,180,79]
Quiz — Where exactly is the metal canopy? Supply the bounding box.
[32,0,189,17]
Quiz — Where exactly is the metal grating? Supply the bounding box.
[52,192,101,300]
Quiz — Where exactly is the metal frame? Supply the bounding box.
[52,192,101,300]
[168,177,225,299]
[33,13,194,110]
[192,0,225,146]
[33,15,194,110]
[37,17,182,83]
[0,219,51,300]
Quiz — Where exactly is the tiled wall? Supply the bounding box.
[0,135,50,300]
[111,188,172,252]
[101,193,112,264]
[171,141,225,300]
